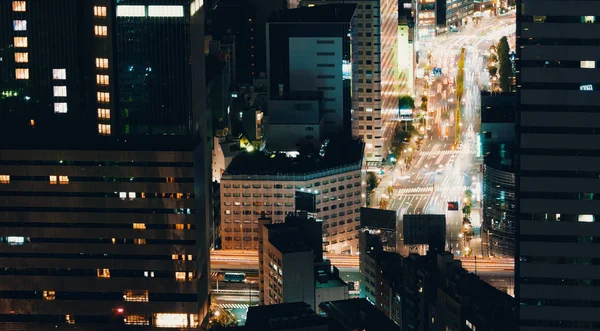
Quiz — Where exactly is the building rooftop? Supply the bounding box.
[268,4,357,24]
[245,302,329,330]
[224,138,363,177]
[319,298,401,331]
[316,274,347,289]
[265,223,313,254]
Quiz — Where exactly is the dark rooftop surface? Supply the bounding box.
[265,223,312,254]
[268,4,357,24]
[224,138,363,176]
[245,302,328,330]
[319,298,401,331]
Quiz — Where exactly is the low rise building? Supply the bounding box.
[259,214,348,310]
[359,232,516,330]
[220,139,365,253]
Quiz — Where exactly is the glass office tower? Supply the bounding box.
[517,1,600,329]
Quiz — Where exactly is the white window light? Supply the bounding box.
[154,313,188,328]
[148,5,184,17]
[578,214,594,223]
[191,0,204,16]
[6,236,25,245]
[53,86,67,97]
[116,5,146,17]
[54,103,68,113]
[53,69,66,80]
[13,20,26,31]
[581,61,595,69]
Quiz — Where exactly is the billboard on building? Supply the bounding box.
[403,214,446,247]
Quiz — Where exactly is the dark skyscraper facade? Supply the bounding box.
[1,0,209,137]
[517,1,600,329]
[0,1,211,329]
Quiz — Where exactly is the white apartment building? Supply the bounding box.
[301,0,400,164]
[220,142,365,254]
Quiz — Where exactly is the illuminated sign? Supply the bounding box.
[580,84,594,91]
[400,108,413,116]
[403,3,412,8]
[342,60,352,80]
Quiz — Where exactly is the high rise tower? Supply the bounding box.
[516,1,600,329]
[0,1,211,329]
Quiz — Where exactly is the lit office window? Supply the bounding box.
[97,92,110,103]
[14,52,28,63]
[14,37,27,48]
[0,175,9,184]
[148,5,184,17]
[94,6,107,17]
[95,57,109,69]
[154,313,188,328]
[54,103,67,113]
[53,69,66,80]
[43,291,56,301]
[583,16,596,23]
[94,25,108,37]
[96,74,109,85]
[116,5,146,17]
[13,20,26,31]
[175,272,186,282]
[133,223,146,229]
[134,238,146,245]
[53,86,67,97]
[98,108,110,119]
[12,1,26,12]
[98,124,111,135]
[49,175,57,184]
[581,61,596,69]
[125,315,150,326]
[97,268,110,278]
[124,290,149,302]
[59,176,69,184]
[15,68,29,80]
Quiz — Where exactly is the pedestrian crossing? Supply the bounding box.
[419,150,476,157]
[396,185,470,195]
[211,272,219,277]
[396,186,434,194]
[220,303,249,310]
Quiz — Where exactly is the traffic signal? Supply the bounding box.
[448,201,459,211]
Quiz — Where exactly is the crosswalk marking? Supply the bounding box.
[396,186,434,194]
[419,150,475,157]
[220,303,249,310]
[396,185,469,195]
[211,272,219,277]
